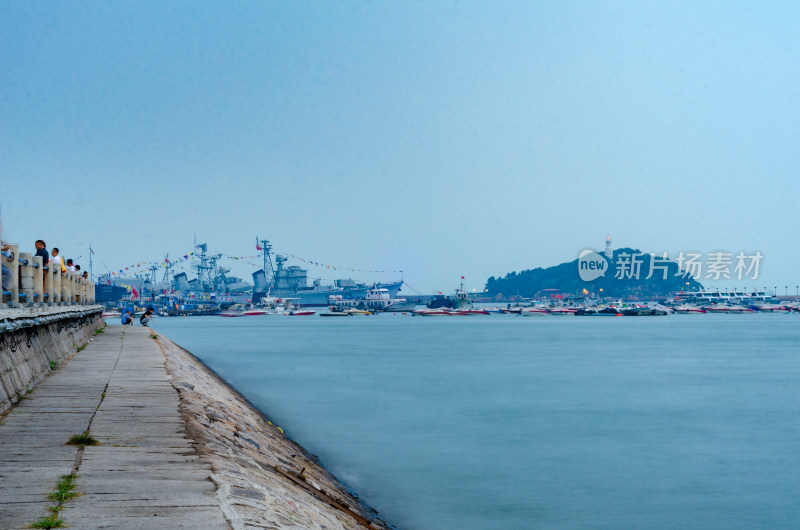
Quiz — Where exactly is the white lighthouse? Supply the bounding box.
[604,235,613,259]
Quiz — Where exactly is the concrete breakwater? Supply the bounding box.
[157,333,392,529]
[0,306,104,413]
[0,313,391,528]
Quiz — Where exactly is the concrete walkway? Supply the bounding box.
[0,325,230,529]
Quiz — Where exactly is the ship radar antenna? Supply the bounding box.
[256,237,275,287]
[161,253,174,286]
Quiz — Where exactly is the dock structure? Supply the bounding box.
[0,325,229,529]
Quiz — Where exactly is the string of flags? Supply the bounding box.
[98,246,402,278]
[285,254,402,274]
[98,251,196,279]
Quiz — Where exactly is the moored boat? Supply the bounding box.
[519,307,549,316]
[673,304,707,314]
[413,309,451,316]
[705,304,754,314]
[547,307,577,316]
[288,309,316,316]
[242,308,268,316]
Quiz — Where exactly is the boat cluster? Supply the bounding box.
[420,300,800,317]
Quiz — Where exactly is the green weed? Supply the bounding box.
[29,513,64,528]
[47,474,79,503]
[66,431,99,447]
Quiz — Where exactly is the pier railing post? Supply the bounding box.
[61,271,70,305]
[80,278,87,305]
[19,252,34,307]
[2,244,19,308]
[43,264,53,305]
[69,273,77,305]
[33,256,44,306]
[52,266,62,305]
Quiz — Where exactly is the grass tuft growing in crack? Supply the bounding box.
[48,474,79,503]
[150,333,159,340]
[29,512,64,528]
[49,360,58,371]
[30,474,80,528]
[66,431,99,447]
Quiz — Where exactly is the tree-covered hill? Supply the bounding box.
[485,248,703,299]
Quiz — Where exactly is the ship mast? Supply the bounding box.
[161,253,174,286]
[256,237,275,288]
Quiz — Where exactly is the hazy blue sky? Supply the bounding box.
[3,2,799,293]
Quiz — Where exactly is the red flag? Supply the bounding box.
[461,276,465,279]
[131,286,139,299]
[256,244,262,251]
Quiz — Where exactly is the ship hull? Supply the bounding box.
[254,281,404,307]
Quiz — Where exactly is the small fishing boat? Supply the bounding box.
[242,308,268,316]
[575,307,622,316]
[673,304,707,314]
[705,304,754,314]
[346,308,374,315]
[547,307,577,316]
[288,309,316,316]
[413,309,451,316]
[320,312,352,317]
[519,307,549,316]
[751,303,790,313]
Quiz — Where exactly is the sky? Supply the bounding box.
[2,1,799,294]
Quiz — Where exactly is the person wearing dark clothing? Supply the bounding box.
[139,308,154,326]
[34,240,49,266]
[1,241,10,292]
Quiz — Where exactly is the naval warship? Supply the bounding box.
[251,239,403,307]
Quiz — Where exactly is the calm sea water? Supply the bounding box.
[149,313,800,529]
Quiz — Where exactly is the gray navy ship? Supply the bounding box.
[251,239,403,307]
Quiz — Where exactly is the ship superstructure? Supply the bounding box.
[251,238,402,307]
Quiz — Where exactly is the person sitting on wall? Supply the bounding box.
[139,308,154,327]
[121,310,133,325]
[66,259,75,272]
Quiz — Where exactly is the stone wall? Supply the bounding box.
[0,306,104,414]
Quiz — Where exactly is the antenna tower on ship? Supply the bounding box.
[194,242,215,291]
[605,235,613,259]
[256,237,275,287]
[161,253,174,286]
